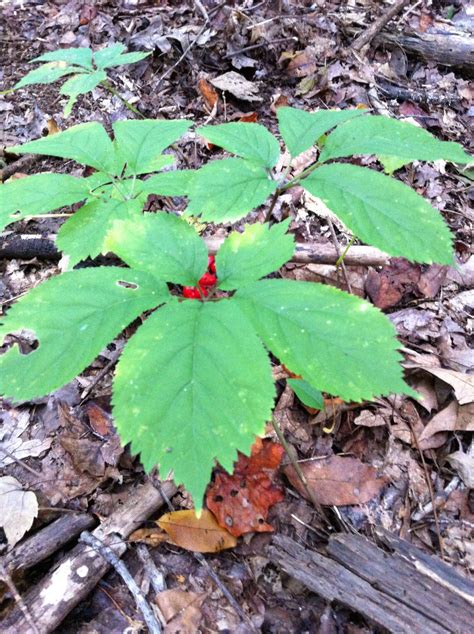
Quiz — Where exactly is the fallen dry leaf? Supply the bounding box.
[0,476,38,546]
[447,449,474,488]
[156,589,205,634]
[419,401,474,450]
[210,71,262,102]
[353,410,386,427]
[157,509,237,553]
[0,409,52,468]
[197,78,219,111]
[206,438,285,537]
[284,455,386,506]
[129,526,168,547]
[419,368,474,405]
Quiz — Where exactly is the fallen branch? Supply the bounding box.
[268,532,474,633]
[352,0,412,51]
[2,512,95,575]
[2,480,177,633]
[0,233,391,267]
[79,531,162,634]
[375,29,474,73]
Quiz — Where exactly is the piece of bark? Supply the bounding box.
[0,233,390,267]
[2,480,177,633]
[375,29,474,73]
[268,533,474,633]
[2,513,96,575]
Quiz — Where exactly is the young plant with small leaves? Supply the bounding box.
[9,44,150,115]
[0,105,472,508]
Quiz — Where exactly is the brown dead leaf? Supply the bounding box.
[197,78,219,110]
[156,589,205,634]
[129,527,168,547]
[285,455,386,506]
[447,450,474,488]
[286,50,316,78]
[419,368,474,405]
[85,401,114,437]
[353,410,386,427]
[157,510,237,553]
[210,71,262,103]
[418,401,474,450]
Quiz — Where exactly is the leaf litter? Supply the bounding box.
[1,0,473,630]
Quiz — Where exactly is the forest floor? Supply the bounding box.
[0,0,473,632]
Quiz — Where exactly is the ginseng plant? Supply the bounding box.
[0,108,471,508]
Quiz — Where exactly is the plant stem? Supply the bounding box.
[271,417,331,529]
[336,235,356,266]
[101,80,144,119]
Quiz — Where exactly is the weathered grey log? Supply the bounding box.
[268,533,474,633]
[0,233,391,267]
[328,532,474,632]
[2,480,177,634]
[375,30,474,73]
[2,513,96,575]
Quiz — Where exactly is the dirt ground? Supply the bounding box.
[0,1,473,632]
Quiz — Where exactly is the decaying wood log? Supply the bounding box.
[0,233,391,267]
[375,29,474,73]
[2,480,177,633]
[2,512,96,575]
[268,532,474,634]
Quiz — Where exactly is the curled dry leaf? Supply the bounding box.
[418,401,474,450]
[210,71,262,102]
[206,438,285,537]
[157,509,237,553]
[197,78,219,111]
[0,476,38,546]
[284,455,386,506]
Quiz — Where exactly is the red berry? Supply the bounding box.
[199,272,217,287]
[208,255,216,274]
[183,286,201,299]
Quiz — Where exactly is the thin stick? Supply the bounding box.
[271,417,331,528]
[0,562,41,634]
[155,24,209,90]
[327,218,353,294]
[79,531,162,634]
[352,0,412,51]
[0,447,43,477]
[406,419,445,560]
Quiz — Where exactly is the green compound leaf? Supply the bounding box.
[112,119,192,176]
[94,43,150,69]
[216,219,295,290]
[14,62,79,89]
[235,279,414,402]
[32,47,94,70]
[0,267,168,402]
[197,122,281,168]
[8,122,116,173]
[105,213,208,286]
[301,164,453,264]
[277,106,365,157]
[0,173,90,232]
[139,170,195,196]
[287,378,324,410]
[113,299,275,509]
[186,158,277,223]
[59,70,107,116]
[57,197,145,267]
[319,115,473,164]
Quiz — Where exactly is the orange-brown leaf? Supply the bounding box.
[157,509,237,553]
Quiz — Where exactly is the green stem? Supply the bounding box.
[336,235,356,266]
[101,80,144,118]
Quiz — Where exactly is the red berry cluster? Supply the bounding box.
[182,256,217,299]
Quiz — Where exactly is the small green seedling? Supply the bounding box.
[0,106,472,508]
[10,44,150,115]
